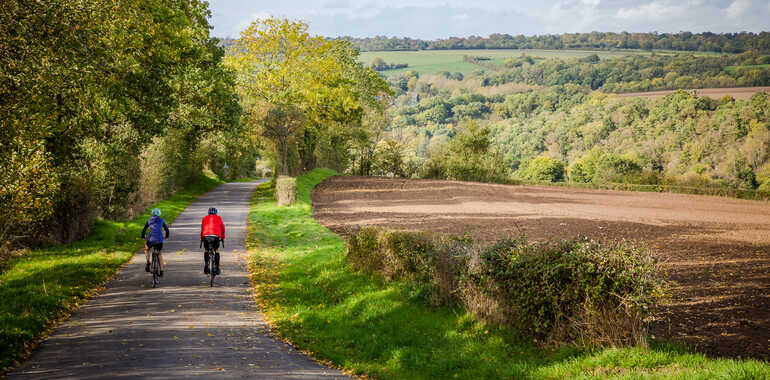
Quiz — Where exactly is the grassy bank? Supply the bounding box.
[0,174,224,372]
[246,169,770,379]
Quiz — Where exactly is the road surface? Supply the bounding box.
[9,180,349,379]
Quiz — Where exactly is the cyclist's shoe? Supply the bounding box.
[204,266,210,274]
[159,270,164,277]
[145,262,150,272]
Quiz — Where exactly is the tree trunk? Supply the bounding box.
[299,129,317,171]
[280,136,288,175]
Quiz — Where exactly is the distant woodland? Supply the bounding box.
[342,32,770,54]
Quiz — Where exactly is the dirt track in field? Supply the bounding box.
[311,176,770,361]
[617,86,770,101]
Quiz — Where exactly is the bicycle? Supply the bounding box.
[150,245,161,288]
[201,239,223,287]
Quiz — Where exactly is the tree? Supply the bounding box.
[351,101,393,176]
[226,17,390,175]
[377,140,406,177]
[254,104,305,175]
[1,0,235,242]
[370,57,387,70]
[226,18,333,174]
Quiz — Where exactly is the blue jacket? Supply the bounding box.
[142,216,169,243]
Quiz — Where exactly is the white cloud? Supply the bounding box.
[323,0,350,8]
[616,1,686,22]
[207,0,770,39]
[726,0,752,19]
[232,11,271,36]
[541,1,603,32]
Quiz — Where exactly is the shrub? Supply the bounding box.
[346,228,668,348]
[0,137,59,248]
[346,227,468,305]
[421,122,510,183]
[569,149,644,184]
[568,148,603,183]
[470,236,666,347]
[593,153,642,183]
[275,176,297,206]
[375,140,406,177]
[519,156,566,182]
[567,161,591,183]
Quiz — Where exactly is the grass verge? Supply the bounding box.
[246,169,770,379]
[0,174,224,372]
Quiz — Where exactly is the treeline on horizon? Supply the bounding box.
[341,31,770,54]
[483,52,770,93]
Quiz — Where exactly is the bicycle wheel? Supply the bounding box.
[209,254,215,287]
[152,249,159,288]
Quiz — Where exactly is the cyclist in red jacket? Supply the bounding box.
[201,207,225,275]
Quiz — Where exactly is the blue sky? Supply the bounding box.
[207,0,770,39]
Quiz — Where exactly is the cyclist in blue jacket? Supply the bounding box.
[141,208,170,276]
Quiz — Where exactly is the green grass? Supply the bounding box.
[246,169,770,379]
[358,49,722,76]
[724,64,770,72]
[231,176,262,182]
[0,174,224,372]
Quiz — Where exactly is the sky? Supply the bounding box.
[207,0,770,39]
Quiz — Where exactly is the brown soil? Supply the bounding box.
[312,176,770,360]
[617,86,770,101]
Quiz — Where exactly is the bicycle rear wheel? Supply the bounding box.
[152,249,159,288]
[209,255,215,287]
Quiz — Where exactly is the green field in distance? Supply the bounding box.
[724,63,770,72]
[358,49,724,76]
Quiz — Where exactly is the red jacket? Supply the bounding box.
[200,214,225,240]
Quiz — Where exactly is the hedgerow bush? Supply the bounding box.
[346,228,668,348]
[469,236,666,347]
[346,228,469,305]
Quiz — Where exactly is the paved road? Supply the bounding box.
[9,181,349,379]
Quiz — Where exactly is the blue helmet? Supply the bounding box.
[151,208,161,216]
[208,207,218,215]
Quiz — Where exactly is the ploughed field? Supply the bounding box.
[617,86,770,101]
[311,176,770,360]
